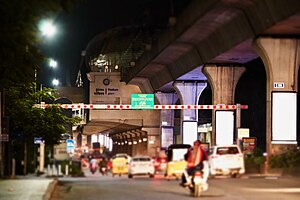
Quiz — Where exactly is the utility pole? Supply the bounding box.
[236,103,241,147]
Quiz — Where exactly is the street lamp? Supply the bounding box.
[39,19,57,38]
[52,78,59,87]
[49,58,57,69]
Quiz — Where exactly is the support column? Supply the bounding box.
[203,65,246,146]
[173,82,207,145]
[142,127,160,157]
[155,92,178,147]
[253,38,299,161]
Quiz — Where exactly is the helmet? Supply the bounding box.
[194,140,202,145]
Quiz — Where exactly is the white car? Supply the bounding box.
[128,156,155,178]
[208,145,245,178]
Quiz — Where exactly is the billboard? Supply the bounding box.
[272,92,297,143]
[183,121,198,146]
[216,110,234,145]
[161,127,173,148]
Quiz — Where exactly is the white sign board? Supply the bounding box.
[216,111,234,145]
[274,82,285,88]
[183,121,198,146]
[272,92,297,143]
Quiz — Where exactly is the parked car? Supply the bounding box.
[208,145,245,178]
[128,156,155,178]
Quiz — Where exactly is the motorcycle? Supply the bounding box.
[100,166,108,175]
[188,170,208,197]
[90,161,98,174]
[183,161,209,197]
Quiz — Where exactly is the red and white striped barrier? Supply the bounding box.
[34,103,248,110]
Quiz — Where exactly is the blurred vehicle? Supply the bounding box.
[184,161,209,197]
[165,144,191,180]
[111,153,130,177]
[107,159,112,172]
[208,145,245,178]
[128,156,155,178]
[89,158,98,174]
[99,157,108,176]
[153,156,167,174]
[114,153,131,160]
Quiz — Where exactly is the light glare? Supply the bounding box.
[49,59,57,68]
[40,20,57,38]
[52,78,59,86]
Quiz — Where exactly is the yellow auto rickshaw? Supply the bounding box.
[111,153,130,177]
[165,144,191,180]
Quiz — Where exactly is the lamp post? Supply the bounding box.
[49,58,57,69]
[52,78,59,87]
[35,20,57,175]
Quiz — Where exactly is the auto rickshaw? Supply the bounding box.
[111,153,130,177]
[165,144,191,180]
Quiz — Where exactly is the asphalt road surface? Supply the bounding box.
[50,170,300,200]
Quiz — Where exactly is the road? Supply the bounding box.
[50,170,300,200]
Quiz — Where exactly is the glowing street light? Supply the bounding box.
[39,19,57,38]
[52,78,59,86]
[49,58,57,68]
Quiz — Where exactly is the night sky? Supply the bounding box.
[39,0,176,87]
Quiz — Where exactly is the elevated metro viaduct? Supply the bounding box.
[76,0,300,166]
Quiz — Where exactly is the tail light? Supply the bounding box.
[154,161,160,166]
[194,171,202,177]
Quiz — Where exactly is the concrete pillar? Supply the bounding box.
[86,135,92,149]
[203,65,246,145]
[173,81,207,145]
[39,142,45,173]
[142,127,160,157]
[253,38,299,160]
[155,92,178,148]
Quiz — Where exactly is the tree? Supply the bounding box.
[5,83,81,174]
[0,0,83,89]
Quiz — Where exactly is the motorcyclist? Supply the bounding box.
[99,157,108,175]
[89,156,98,173]
[180,139,208,187]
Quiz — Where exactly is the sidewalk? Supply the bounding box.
[0,175,57,200]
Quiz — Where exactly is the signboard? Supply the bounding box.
[237,128,250,139]
[131,94,154,109]
[161,127,173,148]
[54,143,70,160]
[216,111,234,145]
[242,137,257,155]
[274,82,285,88]
[66,139,75,153]
[67,139,75,148]
[272,92,297,143]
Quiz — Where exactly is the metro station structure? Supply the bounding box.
[69,0,300,163]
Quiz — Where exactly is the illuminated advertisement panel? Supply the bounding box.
[183,121,198,146]
[216,111,234,145]
[161,127,174,148]
[272,92,297,143]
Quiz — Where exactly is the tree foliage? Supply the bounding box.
[5,83,81,146]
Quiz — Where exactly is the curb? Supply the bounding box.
[43,179,58,200]
[244,173,282,179]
